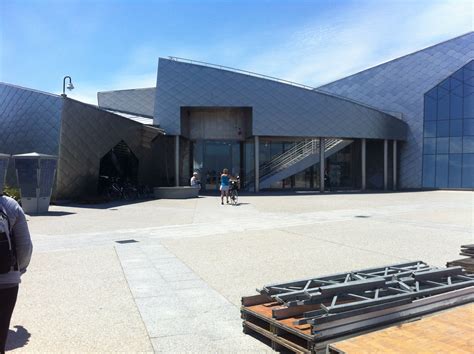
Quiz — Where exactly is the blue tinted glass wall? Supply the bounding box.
[422,60,474,189]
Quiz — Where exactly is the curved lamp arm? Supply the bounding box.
[61,76,74,97]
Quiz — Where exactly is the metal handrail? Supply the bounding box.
[260,140,317,176]
[245,139,352,187]
[260,138,347,179]
[259,140,310,171]
[168,56,316,90]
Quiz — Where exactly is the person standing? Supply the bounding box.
[0,194,32,352]
[220,168,230,205]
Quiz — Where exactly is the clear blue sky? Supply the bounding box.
[1,0,472,103]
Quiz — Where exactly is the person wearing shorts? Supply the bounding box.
[220,168,230,205]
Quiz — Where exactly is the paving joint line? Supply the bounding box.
[112,245,155,351]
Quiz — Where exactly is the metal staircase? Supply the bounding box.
[247,138,353,189]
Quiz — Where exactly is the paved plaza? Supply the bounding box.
[7,191,473,352]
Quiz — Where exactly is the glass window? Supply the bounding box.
[448,154,462,188]
[465,72,474,87]
[439,79,450,91]
[449,137,463,154]
[450,77,463,91]
[422,61,474,189]
[450,120,463,137]
[424,121,436,137]
[437,90,450,119]
[436,138,449,154]
[270,142,284,159]
[259,141,271,164]
[464,92,474,118]
[452,68,463,81]
[435,154,448,188]
[462,154,474,188]
[423,138,436,154]
[436,120,449,137]
[422,155,435,188]
[464,119,474,136]
[425,86,437,99]
[464,136,474,153]
[451,82,463,98]
[449,93,463,119]
[424,96,437,121]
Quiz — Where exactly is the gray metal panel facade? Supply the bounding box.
[318,32,474,188]
[57,99,155,199]
[0,83,63,185]
[154,59,408,140]
[98,88,156,117]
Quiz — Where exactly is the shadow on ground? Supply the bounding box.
[29,211,76,217]
[54,198,155,210]
[6,325,31,351]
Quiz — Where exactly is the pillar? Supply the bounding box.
[175,135,180,186]
[393,140,398,191]
[320,137,325,193]
[361,139,366,191]
[384,139,388,190]
[254,136,260,192]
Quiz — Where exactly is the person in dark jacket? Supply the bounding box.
[0,195,32,352]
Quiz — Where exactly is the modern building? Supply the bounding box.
[0,84,163,199]
[1,32,473,198]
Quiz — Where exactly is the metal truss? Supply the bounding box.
[259,261,433,305]
[243,261,474,341]
[257,261,474,335]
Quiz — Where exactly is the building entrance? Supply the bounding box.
[193,140,241,191]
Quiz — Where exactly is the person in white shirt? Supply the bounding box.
[190,172,201,189]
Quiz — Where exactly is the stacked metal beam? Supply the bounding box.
[447,244,474,273]
[460,244,474,258]
[242,261,474,341]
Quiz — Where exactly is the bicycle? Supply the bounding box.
[229,180,239,205]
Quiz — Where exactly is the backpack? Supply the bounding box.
[0,205,16,274]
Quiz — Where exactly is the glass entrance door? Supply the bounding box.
[194,140,241,191]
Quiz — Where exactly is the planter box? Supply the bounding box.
[153,186,199,199]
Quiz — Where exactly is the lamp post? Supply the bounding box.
[61,76,74,97]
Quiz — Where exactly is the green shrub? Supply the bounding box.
[3,185,20,201]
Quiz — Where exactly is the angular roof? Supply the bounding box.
[154,58,408,140]
[103,109,154,126]
[318,32,474,188]
[318,32,474,113]
[97,87,156,118]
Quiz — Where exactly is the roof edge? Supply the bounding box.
[97,87,156,94]
[317,31,474,88]
[159,58,405,122]
[0,81,62,99]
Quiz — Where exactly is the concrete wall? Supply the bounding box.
[318,32,474,188]
[154,58,408,140]
[181,107,252,140]
[151,135,176,187]
[0,83,63,186]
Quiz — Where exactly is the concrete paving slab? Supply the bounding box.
[9,247,153,352]
[15,190,473,353]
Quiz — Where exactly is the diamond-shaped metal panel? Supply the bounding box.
[98,88,156,117]
[0,83,63,186]
[153,59,408,141]
[56,99,155,199]
[318,32,474,188]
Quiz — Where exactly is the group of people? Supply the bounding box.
[190,168,239,205]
